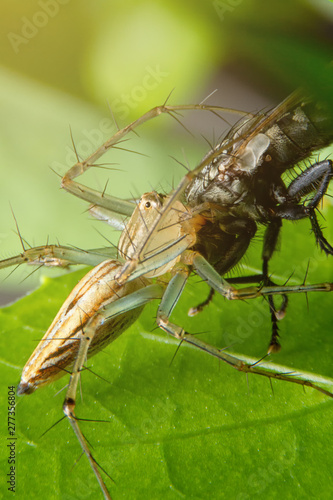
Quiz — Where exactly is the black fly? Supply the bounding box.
[185,90,333,351]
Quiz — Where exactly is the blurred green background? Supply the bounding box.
[1,0,333,301]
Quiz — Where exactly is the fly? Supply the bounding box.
[185,90,333,350]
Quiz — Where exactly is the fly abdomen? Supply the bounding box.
[263,99,333,172]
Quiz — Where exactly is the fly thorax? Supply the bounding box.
[235,133,271,173]
[292,106,309,129]
[204,133,270,198]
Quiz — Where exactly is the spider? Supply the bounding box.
[1,93,332,499]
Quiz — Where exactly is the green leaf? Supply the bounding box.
[1,218,333,500]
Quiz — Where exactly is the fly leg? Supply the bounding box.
[288,159,333,209]
[191,250,331,353]
[188,287,215,316]
[276,159,333,254]
[187,274,274,317]
[156,262,333,398]
[262,219,288,353]
[188,271,288,352]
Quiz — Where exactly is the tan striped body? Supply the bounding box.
[18,260,147,394]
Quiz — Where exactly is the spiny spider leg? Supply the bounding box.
[16,258,163,499]
[191,252,332,300]
[155,262,333,398]
[59,255,333,500]
[61,271,163,500]
[60,104,248,221]
[0,244,118,270]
